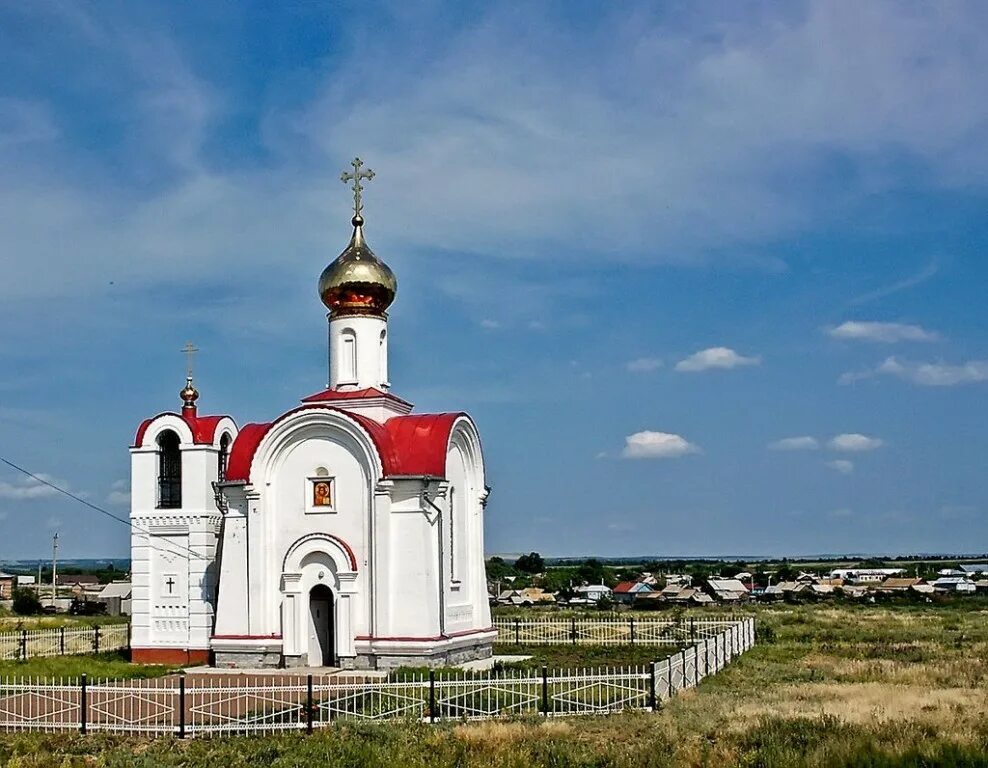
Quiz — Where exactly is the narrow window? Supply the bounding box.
[218,433,231,482]
[449,487,456,581]
[341,329,356,382]
[157,430,182,509]
[379,329,388,385]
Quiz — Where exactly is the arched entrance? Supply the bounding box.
[308,584,335,667]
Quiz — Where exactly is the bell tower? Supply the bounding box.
[317,158,397,392]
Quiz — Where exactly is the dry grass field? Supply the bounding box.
[0,602,986,767]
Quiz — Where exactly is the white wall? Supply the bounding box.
[328,315,389,390]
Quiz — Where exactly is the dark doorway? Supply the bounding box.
[308,584,335,667]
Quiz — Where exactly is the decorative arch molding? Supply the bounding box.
[447,414,486,494]
[282,532,358,574]
[210,418,239,449]
[141,414,196,448]
[251,408,385,486]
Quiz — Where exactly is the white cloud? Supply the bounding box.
[626,357,662,373]
[827,459,855,475]
[849,260,940,306]
[479,319,501,330]
[768,436,819,451]
[622,431,700,459]
[828,507,854,518]
[842,357,988,387]
[675,347,761,373]
[0,474,63,500]
[829,434,884,452]
[827,321,939,343]
[106,480,130,506]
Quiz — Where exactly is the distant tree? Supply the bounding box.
[577,558,607,585]
[485,557,515,581]
[515,552,545,574]
[12,588,41,616]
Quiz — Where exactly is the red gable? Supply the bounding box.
[224,405,464,483]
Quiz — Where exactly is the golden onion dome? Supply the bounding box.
[180,376,199,407]
[318,214,397,317]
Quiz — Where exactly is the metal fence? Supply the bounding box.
[0,624,129,661]
[0,618,755,736]
[494,615,741,646]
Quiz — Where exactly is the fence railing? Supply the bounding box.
[0,624,129,661]
[494,616,740,646]
[0,618,755,736]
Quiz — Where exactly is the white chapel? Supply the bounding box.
[129,159,494,669]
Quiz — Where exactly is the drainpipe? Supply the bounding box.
[423,489,446,638]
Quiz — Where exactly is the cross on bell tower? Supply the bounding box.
[180,341,200,412]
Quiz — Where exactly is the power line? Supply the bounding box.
[0,455,208,562]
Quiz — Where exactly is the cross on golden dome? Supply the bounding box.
[182,342,199,379]
[340,157,375,219]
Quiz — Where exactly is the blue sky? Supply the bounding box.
[1,2,987,559]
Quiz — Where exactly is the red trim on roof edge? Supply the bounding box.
[133,412,230,447]
[224,405,465,483]
[301,387,412,407]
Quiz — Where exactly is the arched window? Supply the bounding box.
[340,328,356,382]
[157,430,182,509]
[379,329,388,385]
[218,433,231,482]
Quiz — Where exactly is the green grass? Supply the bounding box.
[0,615,130,630]
[0,651,176,680]
[492,642,681,670]
[0,604,987,766]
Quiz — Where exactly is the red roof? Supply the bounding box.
[134,410,228,447]
[613,581,638,594]
[224,405,464,483]
[301,387,412,407]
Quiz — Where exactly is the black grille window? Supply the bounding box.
[218,433,231,482]
[157,430,182,509]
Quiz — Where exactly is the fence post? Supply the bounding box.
[80,674,87,735]
[429,670,436,723]
[541,666,549,716]
[19,629,26,660]
[514,618,520,645]
[649,661,657,711]
[629,617,635,645]
[306,674,314,733]
[60,626,65,656]
[571,617,576,645]
[93,625,101,654]
[177,675,186,738]
[690,617,695,643]
[667,658,673,699]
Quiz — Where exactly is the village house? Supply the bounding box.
[97,582,133,616]
[706,578,750,602]
[569,584,612,605]
[611,581,662,605]
[0,572,14,600]
[930,576,977,593]
[56,574,101,597]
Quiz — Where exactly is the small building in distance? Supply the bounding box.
[570,584,612,604]
[930,577,977,593]
[959,564,988,577]
[56,575,101,597]
[706,578,750,602]
[0,573,14,599]
[612,581,661,605]
[98,582,133,616]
